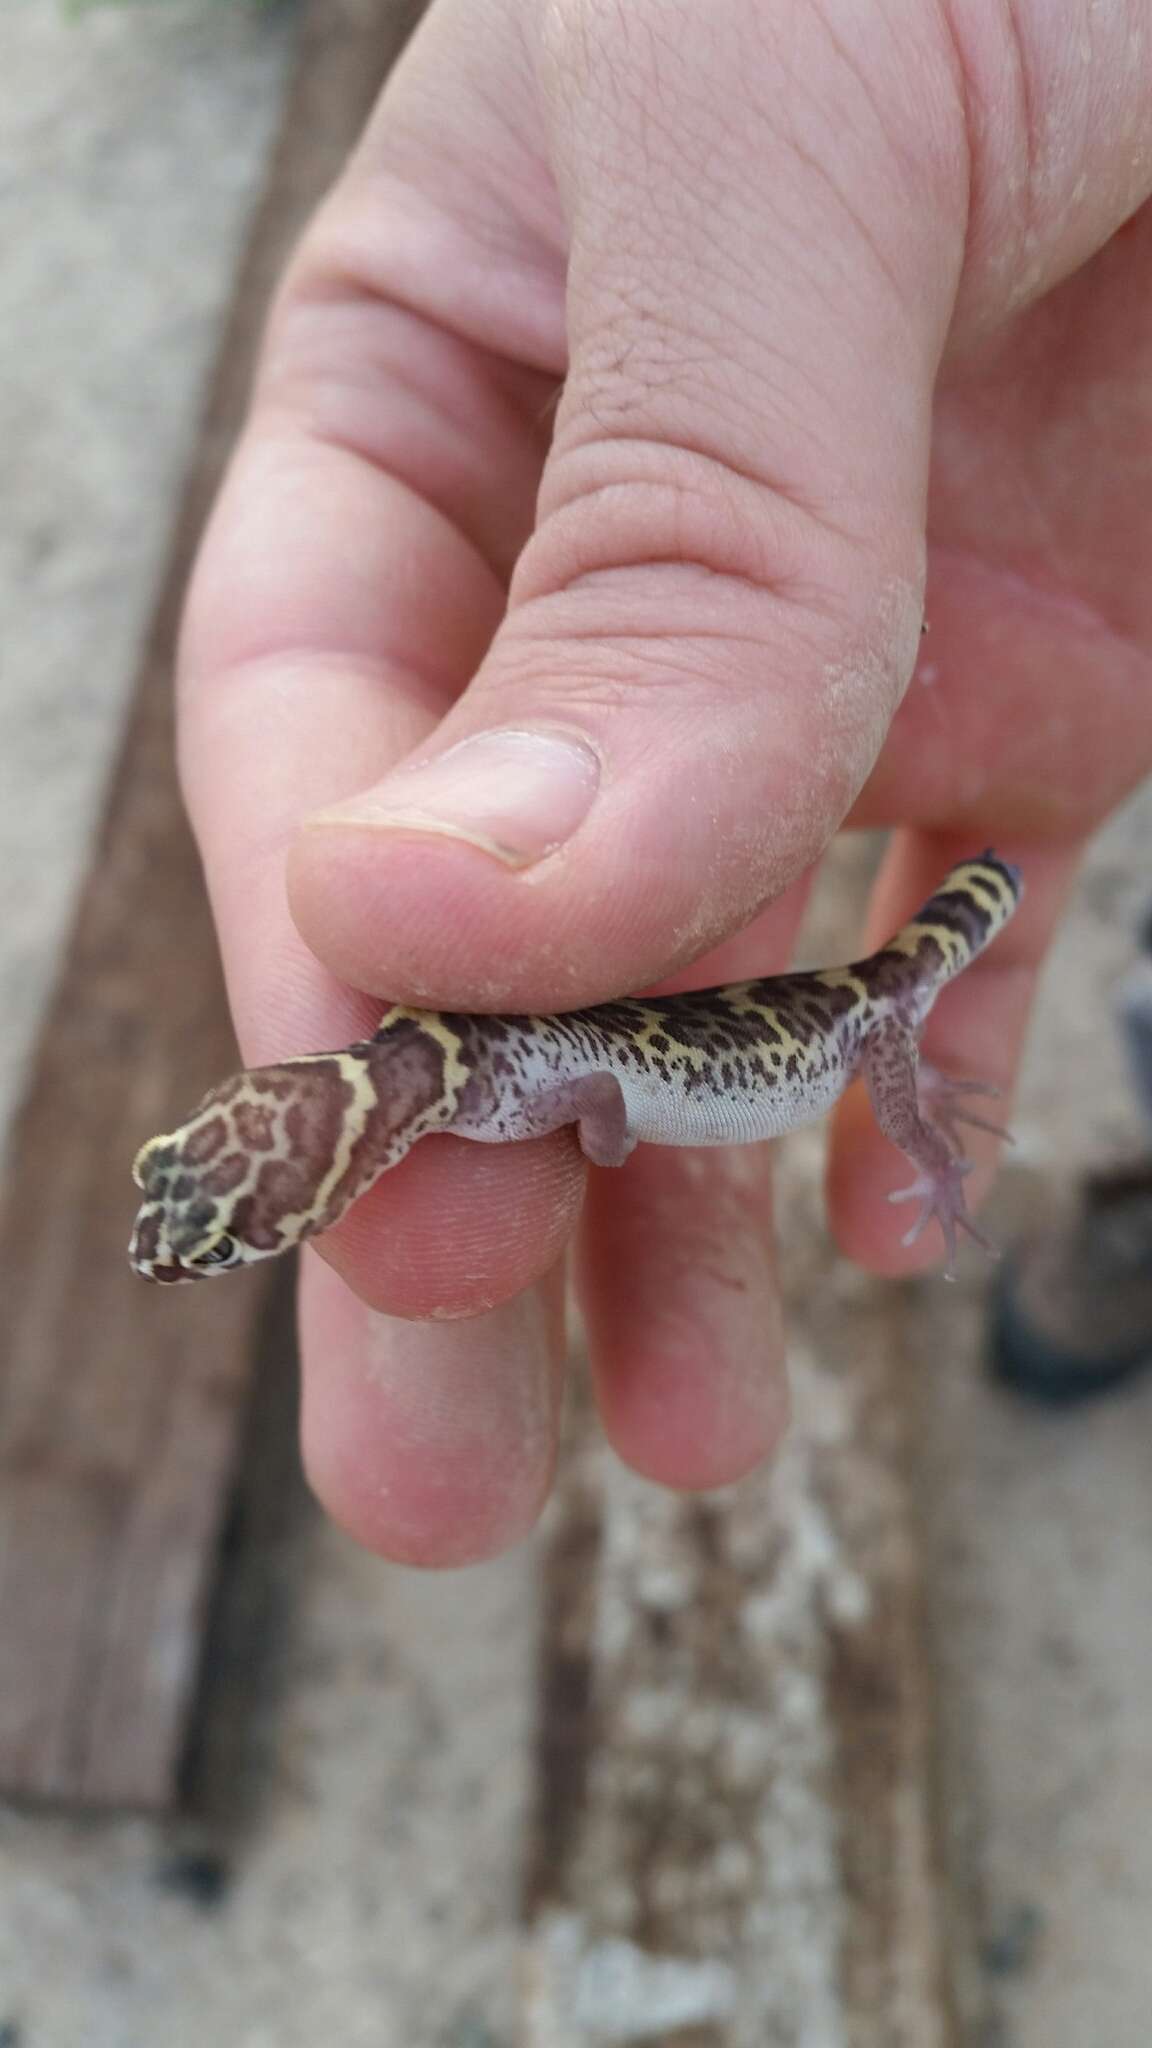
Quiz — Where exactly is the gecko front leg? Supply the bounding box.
[862,1017,998,1275]
[521,1071,636,1168]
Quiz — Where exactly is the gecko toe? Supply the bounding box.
[888,1154,997,1272]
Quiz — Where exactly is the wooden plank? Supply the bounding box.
[0,0,424,1810]
[519,848,959,2044]
[520,1325,958,2048]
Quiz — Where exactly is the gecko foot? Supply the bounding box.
[917,1064,1014,1155]
[889,1154,998,1280]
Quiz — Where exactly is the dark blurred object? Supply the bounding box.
[990,900,1152,1404]
[991,1163,1152,1403]
[154,1847,233,1912]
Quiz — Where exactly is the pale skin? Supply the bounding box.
[179,0,1152,1565]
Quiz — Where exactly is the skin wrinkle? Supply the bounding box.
[860,553,1152,838]
[181,437,503,696]
[460,641,787,721]
[273,406,516,602]
[776,107,909,315]
[775,0,970,325]
[941,1,1152,331]
[303,177,569,373]
[550,200,938,512]
[935,542,1150,660]
[507,528,880,674]
[390,3,550,245]
[999,0,1041,252]
[544,8,950,497]
[956,5,1038,311]
[265,362,539,587]
[508,624,833,657]
[265,282,550,440]
[513,516,835,635]
[820,0,976,245]
[535,443,850,560]
[526,558,806,617]
[186,645,458,724]
[566,273,869,489]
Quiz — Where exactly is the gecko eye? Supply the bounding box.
[190,1235,238,1269]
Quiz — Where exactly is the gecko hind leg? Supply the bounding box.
[864,1021,1000,1278]
[529,1072,636,1168]
[917,1063,1014,1153]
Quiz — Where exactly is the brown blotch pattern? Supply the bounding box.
[200,1151,249,1198]
[283,1062,354,1166]
[223,1070,299,1105]
[182,1114,228,1166]
[321,1033,449,1226]
[234,1100,276,1152]
[232,1159,320,1253]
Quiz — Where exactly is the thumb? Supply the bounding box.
[291,0,966,1010]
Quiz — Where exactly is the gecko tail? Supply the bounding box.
[978,847,1023,894]
[848,851,1024,1033]
[883,851,1024,987]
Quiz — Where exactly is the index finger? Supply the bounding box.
[180,349,586,1306]
[175,229,586,1560]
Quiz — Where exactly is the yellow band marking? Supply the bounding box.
[377,1006,471,1128]
[813,966,871,1003]
[630,1004,710,1072]
[275,1050,380,1242]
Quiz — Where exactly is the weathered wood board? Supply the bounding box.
[0,0,425,1810]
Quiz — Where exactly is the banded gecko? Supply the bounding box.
[129,852,1021,1284]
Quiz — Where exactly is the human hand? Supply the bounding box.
[178,0,1152,1561]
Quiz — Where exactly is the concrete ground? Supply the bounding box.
[2,4,1152,2042]
[0,0,295,1128]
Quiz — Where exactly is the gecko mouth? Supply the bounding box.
[127,1244,203,1284]
[137,1257,200,1285]
[128,1205,205,1284]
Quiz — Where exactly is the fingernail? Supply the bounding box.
[306,728,600,868]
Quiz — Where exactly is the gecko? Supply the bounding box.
[128,851,1021,1285]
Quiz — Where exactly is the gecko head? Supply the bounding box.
[127,1053,376,1283]
[127,1020,461,1283]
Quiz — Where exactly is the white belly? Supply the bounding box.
[614,1061,848,1148]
